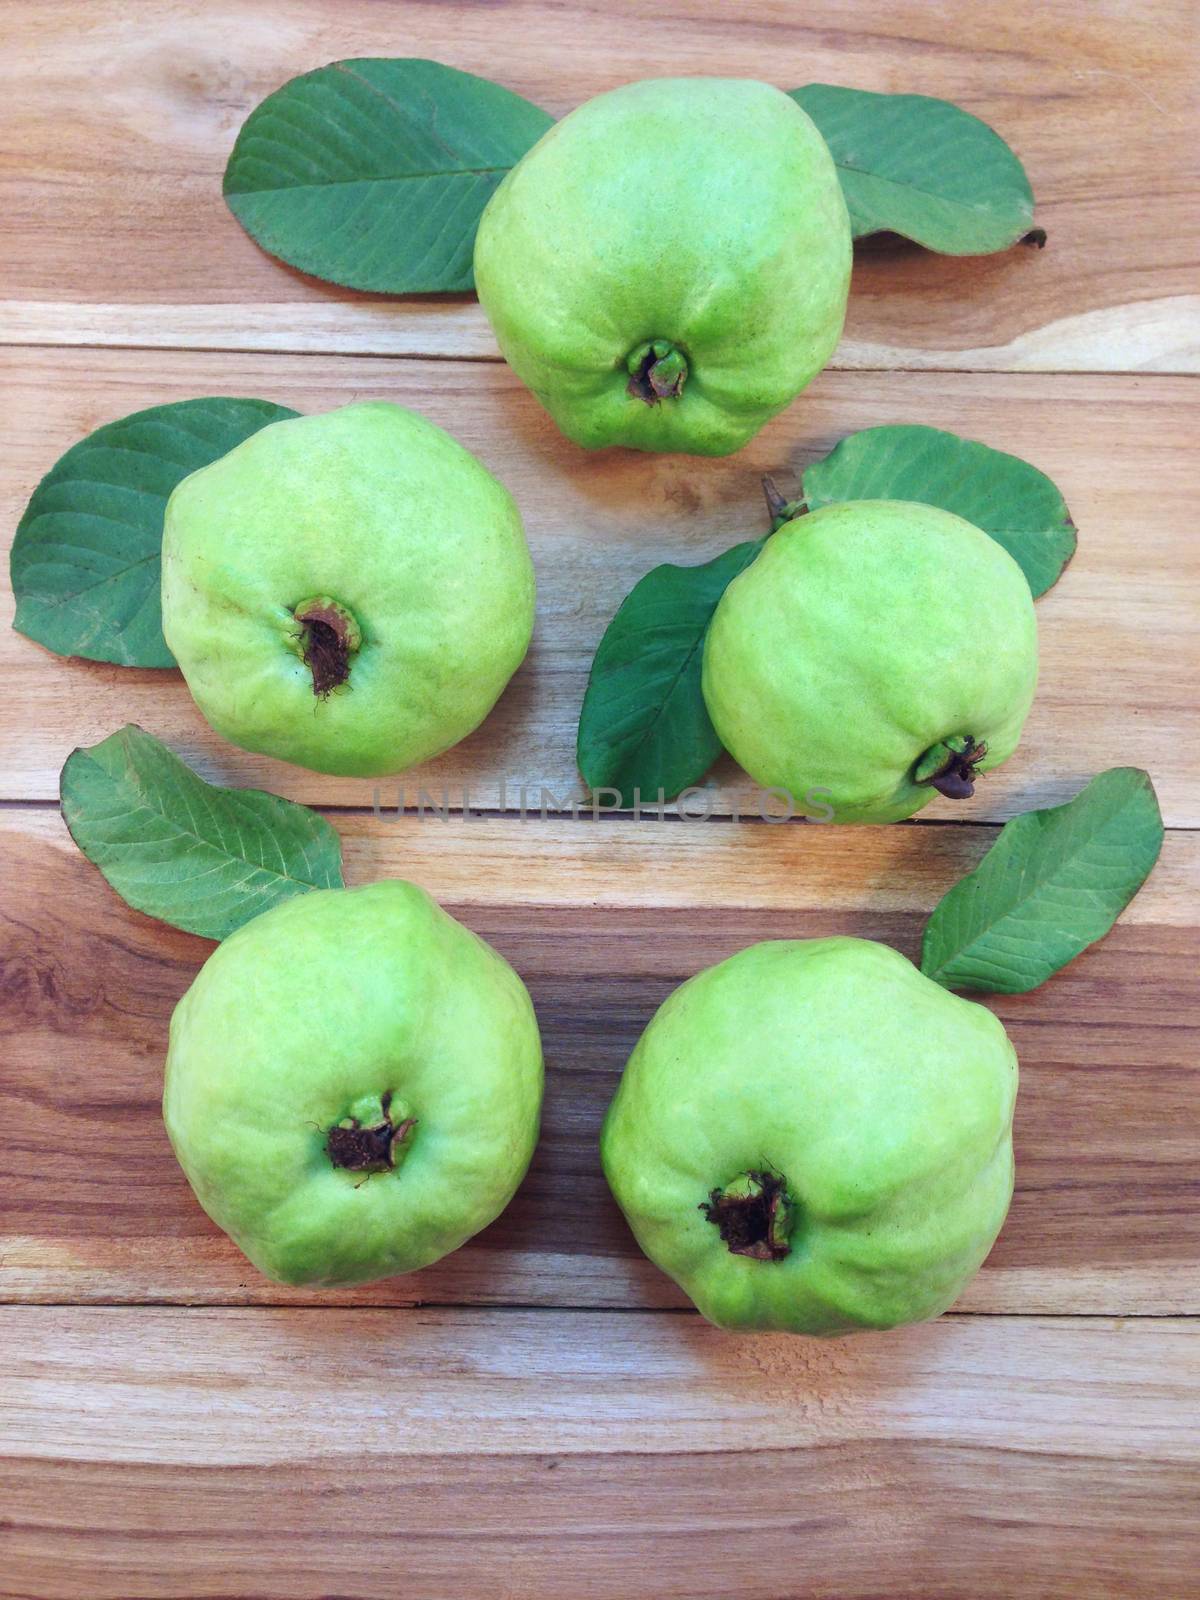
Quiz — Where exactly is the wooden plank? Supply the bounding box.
[2,807,1195,1312]
[5,294,1197,374]
[2,1307,1196,1599]
[2,1,1197,372]
[4,348,1197,824]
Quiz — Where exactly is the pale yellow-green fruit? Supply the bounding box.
[474,77,851,455]
[702,500,1039,823]
[161,402,535,776]
[601,937,1018,1335]
[164,881,544,1287]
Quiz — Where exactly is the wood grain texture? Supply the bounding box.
[4,347,1198,823]
[3,1307,1197,1599]
[3,4,1198,1590]
[2,807,1195,1312]
[2,0,1197,372]
[5,293,1198,372]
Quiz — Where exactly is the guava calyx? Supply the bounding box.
[292,596,362,697]
[701,1169,794,1261]
[326,1093,416,1175]
[626,340,688,405]
[914,734,989,800]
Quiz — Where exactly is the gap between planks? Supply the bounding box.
[1,1299,1193,1318]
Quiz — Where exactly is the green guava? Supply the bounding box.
[473,78,851,456]
[601,937,1018,1335]
[702,499,1039,823]
[163,880,543,1286]
[161,402,535,777]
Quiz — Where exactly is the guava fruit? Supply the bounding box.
[473,77,851,456]
[161,402,535,777]
[601,937,1018,1335]
[702,499,1038,823]
[163,880,543,1286]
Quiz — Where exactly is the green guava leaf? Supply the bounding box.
[11,397,299,667]
[224,59,554,292]
[61,726,344,941]
[790,84,1043,254]
[577,541,766,809]
[802,424,1076,598]
[921,768,1164,995]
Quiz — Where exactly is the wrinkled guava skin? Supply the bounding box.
[474,78,851,456]
[161,402,535,776]
[601,938,1018,1335]
[703,500,1038,823]
[164,881,543,1286]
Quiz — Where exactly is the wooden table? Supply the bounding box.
[2,4,1198,1595]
